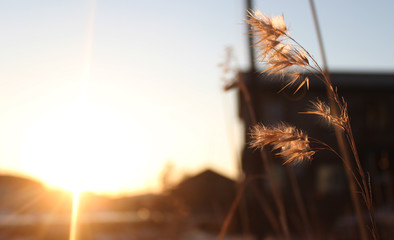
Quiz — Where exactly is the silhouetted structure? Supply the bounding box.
[238,71,394,238]
[0,175,49,213]
[171,169,238,232]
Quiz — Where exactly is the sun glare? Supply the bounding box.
[20,100,151,194]
[69,191,80,240]
[17,0,156,197]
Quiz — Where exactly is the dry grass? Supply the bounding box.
[246,10,314,94]
[250,123,314,165]
[246,10,377,240]
[220,9,378,240]
[300,99,348,131]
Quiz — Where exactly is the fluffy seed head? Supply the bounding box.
[250,123,315,165]
[303,100,348,131]
[246,11,311,93]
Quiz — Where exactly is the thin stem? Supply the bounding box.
[309,138,364,198]
[309,137,342,161]
[238,80,258,124]
[308,1,373,239]
[345,124,377,234]
[218,178,248,240]
[307,0,329,73]
[260,149,291,239]
[285,34,324,74]
[250,180,282,235]
[238,76,291,239]
[218,175,280,240]
[285,166,314,240]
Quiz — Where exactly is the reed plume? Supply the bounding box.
[246,10,312,93]
[250,123,315,165]
[301,99,348,131]
[247,10,377,240]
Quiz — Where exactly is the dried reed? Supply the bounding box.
[219,44,291,239]
[300,99,348,131]
[250,123,315,165]
[247,10,377,240]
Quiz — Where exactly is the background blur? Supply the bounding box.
[0,0,393,239]
[1,0,392,196]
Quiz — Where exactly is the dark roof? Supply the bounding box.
[240,71,394,91]
[328,72,394,88]
[0,174,44,190]
[172,169,236,213]
[177,169,235,189]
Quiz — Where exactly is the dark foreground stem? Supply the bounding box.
[308,1,373,239]
[238,79,291,239]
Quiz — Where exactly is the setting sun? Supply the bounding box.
[20,100,151,194]
[16,0,154,194]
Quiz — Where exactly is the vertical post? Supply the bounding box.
[308,1,370,239]
[246,0,256,73]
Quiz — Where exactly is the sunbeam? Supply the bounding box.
[69,1,96,240]
[69,191,80,240]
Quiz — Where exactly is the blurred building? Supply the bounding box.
[238,71,394,236]
[171,169,238,233]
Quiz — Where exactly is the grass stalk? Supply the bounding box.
[238,79,291,239]
[308,1,376,238]
[246,9,377,239]
[218,178,247,240]
[285,166,313,239]
[218,175,281,240]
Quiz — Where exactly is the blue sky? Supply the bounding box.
[253,0,393,71]
[0,0,392,195]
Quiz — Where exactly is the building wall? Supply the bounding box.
[238,71,394,232]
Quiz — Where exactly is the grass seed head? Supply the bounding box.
[246,11,311,93]
[304,100,348,131]
[250,123,315,165]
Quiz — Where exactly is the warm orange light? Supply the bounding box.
[69,191,80,240]
[20,101,150,194]
[19,0,154,196]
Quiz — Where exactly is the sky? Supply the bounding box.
[0,0,393,195]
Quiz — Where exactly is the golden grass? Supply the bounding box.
[300,99,348,131]
[246,10,312,94]
[250,123,314,165]
[246,9,377,240]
